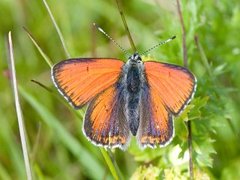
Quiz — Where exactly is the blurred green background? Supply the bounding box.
[1,0,240,179]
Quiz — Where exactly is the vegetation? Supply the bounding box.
[0,0,240,179]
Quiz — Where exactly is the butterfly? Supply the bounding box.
[51,50,197,150]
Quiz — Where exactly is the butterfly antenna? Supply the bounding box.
[93,23,130,56]
[140,35,176,56]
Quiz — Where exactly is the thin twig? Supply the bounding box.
[115,0,137,52]
[7,32,33,180]
[42,0,70,58]
[176,1,194,179]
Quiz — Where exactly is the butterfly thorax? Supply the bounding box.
[123,53,144,136]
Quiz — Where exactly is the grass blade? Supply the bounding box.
[23,27,53,67]
[7,32,33,180]
[19,87,105,180]
[100,148,121,180]
[42,0,70,58]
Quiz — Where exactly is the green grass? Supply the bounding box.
[1,0,240,179]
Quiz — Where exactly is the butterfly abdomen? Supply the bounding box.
[125,65,143,136]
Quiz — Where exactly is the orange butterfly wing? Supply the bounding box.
[83,85,130,149]
[138,84,174,147]
[51,58,124,108]
[138,61,196,147]
[144,62,196,115]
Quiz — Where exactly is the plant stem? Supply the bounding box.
[194,35,212,76]
[176,1,194,179]
[186,120,193,179]
[176,0,187,68]
[116,0,136,52]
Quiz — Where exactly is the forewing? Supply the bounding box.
[144,61,196,115]
[83,85,130,150]
[137,84,173,148]
[52,58,124,108]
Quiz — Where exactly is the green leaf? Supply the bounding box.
[178,96,209,122]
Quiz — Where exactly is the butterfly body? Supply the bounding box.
[52,52,196,150]
[122,53,144,136]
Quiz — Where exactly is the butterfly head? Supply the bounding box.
[128,52,142,64]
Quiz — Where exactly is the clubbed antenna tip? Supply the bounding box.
[140,35,176,56]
